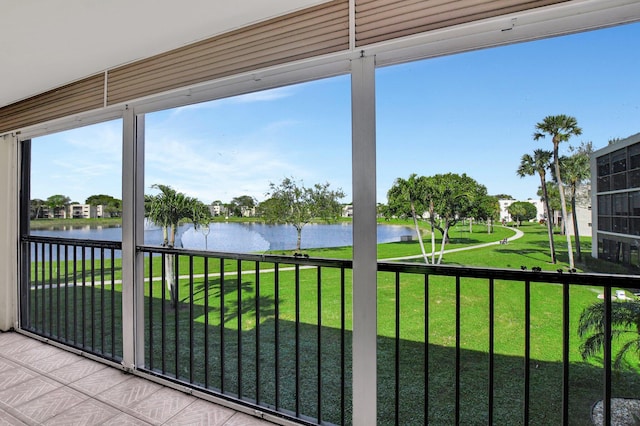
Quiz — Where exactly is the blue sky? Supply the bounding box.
[31,22,640,205]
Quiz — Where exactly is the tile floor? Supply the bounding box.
[0,331,275,425]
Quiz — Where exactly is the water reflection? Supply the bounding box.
[31,221,413,253]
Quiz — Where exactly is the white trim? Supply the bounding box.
[15,107,125,140]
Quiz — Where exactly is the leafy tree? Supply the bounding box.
[386,174,431,264]
[474,195,501,233]
[423,173,489,264]
[517,149,556,263]
[560,143,592,262]
[30,198,45,219]
[578,299,640,370]
[86,194,122,217]
[533,114,582,269]
[507,201,537,225]
[145,184,210,306]
[45,194,71,218]
[260,177,345,252]
[492,194,514,200]
[229,195,257,217]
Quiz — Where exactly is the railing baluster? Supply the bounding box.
[395,270,401,426]
[189,255,194,384]
[100,247,105,353]
[56,243,60,338]
[488,278,495,425]
[562,282,570,425]
[91,247,96,351]
[33,242,39,330]
[424,274,429,425]
[48,242,53,335]
[274,262,280,411]
[317,266,322,423]
[64,244,69,341]
[148,253,154,370]
[295,263,300,417]
[111,248,116,357]
[524,280,531,425]
[220,257,225,392]
[340,266,346,426]
[604,285,612,426]
[174,253,180,380]
[204,257,210,389]
[255,260,261,405]
[81,245,86,348]
[455,275,461,426]
[237,259,243,398]
[73,244,77,344]
[161,252,167,374]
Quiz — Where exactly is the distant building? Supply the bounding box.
[498,199,544,223]
[591,132,640,267]
[342,204,353,218]
[69,204,97,219]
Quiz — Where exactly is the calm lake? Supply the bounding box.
[31,222,413,253]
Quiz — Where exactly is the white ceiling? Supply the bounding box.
[0,0,328,108]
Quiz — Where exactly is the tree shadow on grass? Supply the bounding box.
[27,284,640,425]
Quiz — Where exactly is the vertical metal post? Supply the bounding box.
[351,54,377,426]
[122,109,145,370]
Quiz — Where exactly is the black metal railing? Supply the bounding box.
[137,245,351,426]
[377,262,640,426]
[18,236,640,425]
[20,235,123,362]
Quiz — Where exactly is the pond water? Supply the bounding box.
[31,221,413,253]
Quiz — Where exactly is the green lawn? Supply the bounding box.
[25,222,640,425]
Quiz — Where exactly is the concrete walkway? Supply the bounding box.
[381,226,525,262]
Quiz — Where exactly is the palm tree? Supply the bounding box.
[145,184,210,306]
[387,174,430,264]
[533,115,582,269]
[560,151,590,262]
[517,149,556,263]
[578,299,640,370]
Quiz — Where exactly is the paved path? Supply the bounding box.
[381,225,525,262]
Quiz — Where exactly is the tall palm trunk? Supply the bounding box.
[410,200,430,264]
[429,201,436,264]
[553,141,574,269]
[539,173,556,263]
[436,225,449,264]
[570,185,581,262]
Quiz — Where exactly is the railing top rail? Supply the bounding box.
[136,244,353,269]
[379,260,640,286]
[22,234,122,250]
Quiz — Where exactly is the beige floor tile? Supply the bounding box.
[48,357,107,384]
[0,335,45,357]
[100,412,153,425]
[13,387,87,424]
[224,412,276,425]
[0,377,60,407]
[165,398,235,425]
[0,366,38,391]
[70,366,132,396]
[0,408,27,426]
[42,398,120,426]
[96,376,163,409]
[24,349,83,374]
[128,387,196,424]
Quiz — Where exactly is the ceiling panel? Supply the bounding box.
[0,0,329,107]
